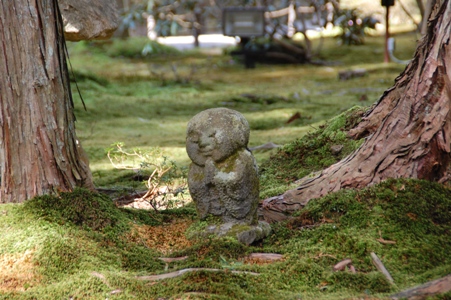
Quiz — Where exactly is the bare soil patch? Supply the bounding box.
[127,218,194,254]
[0,250,40,292]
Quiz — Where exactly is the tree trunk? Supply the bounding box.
[261,0,451,222]
[421,0,437,35]
[192,6,203,48]
[0,0,94,203]
[416,0,426,32]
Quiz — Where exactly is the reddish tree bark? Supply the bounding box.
[262,0,451,222]
[0,0,94,203]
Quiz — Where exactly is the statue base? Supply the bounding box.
[187,221,271,245]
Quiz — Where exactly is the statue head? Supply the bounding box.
[186,108,250,166]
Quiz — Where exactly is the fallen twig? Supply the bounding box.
[137,268,260,281]
[376,237,397,245]
[247,253,284,262]
[313,253,337,260]
[286,112,302,124]
[333,258,352,271]
[158,256,189,263]
[377,230,397,245]
[370,252,394,285]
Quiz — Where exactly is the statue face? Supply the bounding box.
[186,125,231,166]
[186,108,250,166]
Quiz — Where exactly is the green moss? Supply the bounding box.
[176,237,248,261]
[193,171,205,181]
[22,188,128,234]
[159,203,197,218]
[185,220,212,240]
[4,272,113,299]
[120,244,164,271]
[217,151,240,173]
[277,178,451,288]
[2,178,451,299]
[326,272,392,293]
[119,207,164,226]
[69,69,109,86]
[185,215,222,240]
[259,106,366,198]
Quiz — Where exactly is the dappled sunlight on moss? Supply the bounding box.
[259,106,366,198]
[68,36,414,186]
[0,250,39,293]
[1,178,450,298]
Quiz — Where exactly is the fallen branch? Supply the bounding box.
[137,268,260,281]
[370,252,394,285]
[390,274,451,299]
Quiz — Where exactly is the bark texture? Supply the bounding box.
[262,0,451,222]
[390,274,451,299]
[0,0,94,203]
[59,0,119,41]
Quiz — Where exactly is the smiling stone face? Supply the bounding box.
[186,108,250,166]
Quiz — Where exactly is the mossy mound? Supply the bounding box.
[259,106,366,198]
[264,178,451,294]
[22,188,128,233]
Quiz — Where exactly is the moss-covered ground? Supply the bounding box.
[1,178,450,299]
[3,32,451,299]
[68,33,417,186]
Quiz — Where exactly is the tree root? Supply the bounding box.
[390,274,451,299]
[136,268,260,281]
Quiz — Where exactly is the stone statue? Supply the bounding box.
[186,108,270,245]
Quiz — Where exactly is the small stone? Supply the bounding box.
[331,144,344,155]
